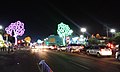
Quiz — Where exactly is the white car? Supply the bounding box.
[115,45,120,61]
[115,51,120,61]
[57,46,67,51]
[86,45,112,57]
[67,44,85,53]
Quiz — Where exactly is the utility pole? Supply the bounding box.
[106,27,109,38]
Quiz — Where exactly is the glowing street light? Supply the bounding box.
[0,25,3,29]
[110,29,116,37]
[81,28,86,33]
[80,28,87,38]
[110,29,116,33]
[0,25,3,34]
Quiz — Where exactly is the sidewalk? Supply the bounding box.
[0,50,16,72]
[0,50,41,72]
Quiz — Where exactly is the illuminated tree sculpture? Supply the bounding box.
[24,36,31,43]
[57,22,73,45]
[5,21,25,45]
[24,36,31,46]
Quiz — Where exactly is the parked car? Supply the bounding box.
[115,44,120,61]
[57,46,67,51]
[115,51,120,61]
[67,44,85,53]
[86,45,112,57]
[81,45,91,54]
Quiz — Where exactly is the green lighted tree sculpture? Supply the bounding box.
[57,22,73,45]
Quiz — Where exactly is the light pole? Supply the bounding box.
[106,27,109,38]
[110,29,116,37]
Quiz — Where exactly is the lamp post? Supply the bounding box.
[81,28,86,37]
[110,29,116,37]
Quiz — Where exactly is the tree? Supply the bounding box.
[109,32,120,44]
[88,37,99,45]
[114,36,120,44]
[115,32,120,37]
[57,22,73,45]
[5,21,25,45]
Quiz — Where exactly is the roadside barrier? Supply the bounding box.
[39,60,53,72]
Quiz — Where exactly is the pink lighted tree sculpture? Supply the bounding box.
[5,21,25,45]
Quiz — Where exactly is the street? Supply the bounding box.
[35,49,120,72]
[0,49,120,72]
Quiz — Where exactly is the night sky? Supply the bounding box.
[0,0,120,42]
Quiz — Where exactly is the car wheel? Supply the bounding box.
[97,53,101,57]
[86,51,90,55]
[117,55,120,61]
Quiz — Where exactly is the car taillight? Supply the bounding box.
[80,46,84,49]
[111,45,114,48]
[107,43,114,49]
[100,49,104,52]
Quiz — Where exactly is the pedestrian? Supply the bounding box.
[8,43,12,53]
[3,44,6,51]
[11,44,14,52]
[0,47,2,51]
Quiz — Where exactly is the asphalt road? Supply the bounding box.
[35,49,120,72]
[0,50,40,72]
[1,49,120,72]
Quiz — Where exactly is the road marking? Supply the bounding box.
[36,63,42,72]
[69,61,90,70]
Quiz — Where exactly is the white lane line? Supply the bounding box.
[36,63,42,72]
[69,61,90,70]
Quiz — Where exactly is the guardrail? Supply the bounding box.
[38,60,53,72]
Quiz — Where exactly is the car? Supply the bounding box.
[115,51,120,61]
[49,45,57,50]
[67,44,85,53]
[81,45,91,54]
[86,45,112,57]
[57,46,67,51]
[115,44,120,61]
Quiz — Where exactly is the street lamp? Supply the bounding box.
[81,28,86,38]
[81,28,86,33]
[0,25,3,29]
[110,29,116,37]
[110,29,116,33]
[81,28,86,35]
